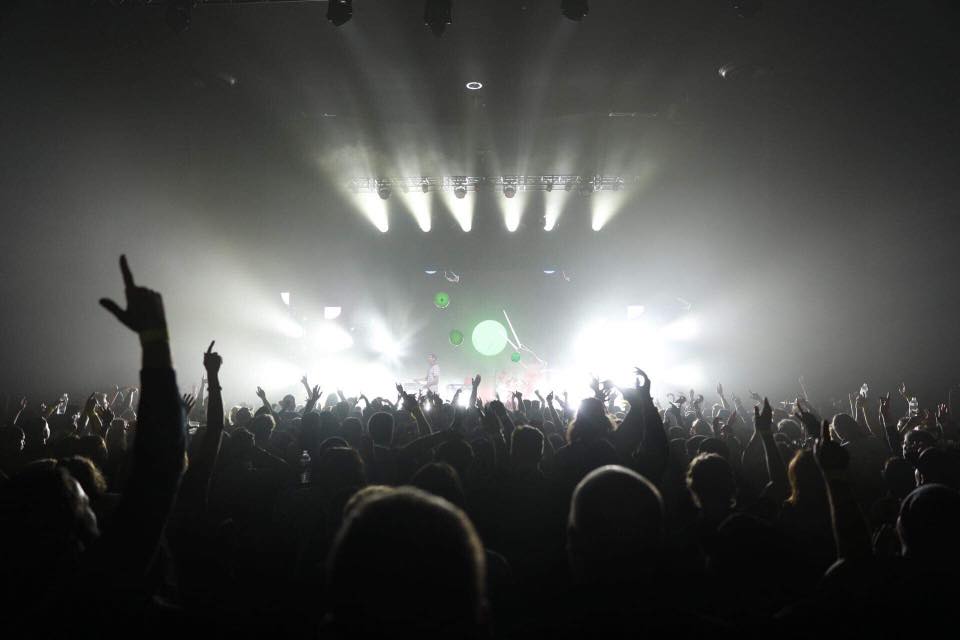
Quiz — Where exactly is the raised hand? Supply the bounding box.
[256,387,267,401]
[96,404,115,427]
[546,391,555,405]
[897,382,909,400]
[203,340,222,374]
[99,255,167,336]
[814,419,849,474]
[717,383,724,397]
[879,392,892,424]
[472,374,481,388]
[181,393,196,416]
[753,397,773,433]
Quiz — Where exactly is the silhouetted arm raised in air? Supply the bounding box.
[90,255,186,581]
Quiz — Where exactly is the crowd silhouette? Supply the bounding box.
[1,256,959,639]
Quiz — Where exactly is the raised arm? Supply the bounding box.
[94,255,186,576]
[814,420,871,561]
[618,369,669,483]
[754,398,789,503]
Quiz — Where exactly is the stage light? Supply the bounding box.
[324,306,343,320]
[370,320,405,361]
[421,179,430,193]
[472,320,509,356]
[466,81,483,90]
[424,269,438,275]
[545,181,554,192]
[564,180,575,192]
[377,182,392,200]
[543,269,557,275]
[424,0,452,37]
[578,180,595,197]
[561,0,589,22]
[661,315,700,341]
[327,0,353,26]
[166,0,193,33]
[504,184,517,199]
[277,316,305,339]
[280,291,291,306]
[444,188,473,231]
[311,321,353,353]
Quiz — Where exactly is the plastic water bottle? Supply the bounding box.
[299,450,312,485]
[908,397,919,418]
[860,383,868,399]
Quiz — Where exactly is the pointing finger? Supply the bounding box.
[120,255,135,289]
[207,340,216,353]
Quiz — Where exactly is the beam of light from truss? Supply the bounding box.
[440,189,474,232]
[397,188,432,232]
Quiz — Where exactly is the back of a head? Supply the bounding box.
[567,465,663,584]
[697,436,730,461]
[340,417,363,446]
[687,453,735,511]
[778,419,802,443]
[327,487,486,637]
[313,446,366,496]
[510,426,544,468]
[831,413,862,442]
[883,456,917,499]
[436,439,474,481]
[368,412,394,446]
[0,426,25,455]
[897,484,960,563]
[249,414,276,444]
[917,448,960,490]
[410,462,466,509]
[568,398,612,443]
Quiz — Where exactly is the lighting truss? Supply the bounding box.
[348,175,630,195]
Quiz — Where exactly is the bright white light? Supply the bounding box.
[627,305,645,320]
[466,81,483,90]
[570,318,669,388]
[664,362,705,388]
[323,306,342,320]
[280,291,291,306]
[369,320,405,362]
[501,192,525,232]
[425,269,438,275]
[397,187,432,232]
[442,190,473,232]
[276,315,305,339]
[356,194,389,232]
[543,191,566,231]
[543,270,557,275]
[661,315,700,341]
[311,322,354,353]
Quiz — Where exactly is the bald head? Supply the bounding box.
[567,465,663,584]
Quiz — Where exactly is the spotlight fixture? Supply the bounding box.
[564,180,575,192]
[465,81,483,90]
[166,0,194,33]
[503,183,517,199]
[578,180,595,197]
[545,181,554,192]
[424,0,452,37]
[421,179,430,194]
[561,0,589,22]
[327,0,353,26]
[454,185,467,199]
[376,181,392,200]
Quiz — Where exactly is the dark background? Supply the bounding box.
[1,1,958,405]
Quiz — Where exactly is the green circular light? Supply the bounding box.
[434,292,450,309]
[510,351,522,363]
[449,329,464,346]
[471,320,508,357]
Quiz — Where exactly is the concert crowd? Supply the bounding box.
[1,256,958,639]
